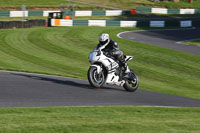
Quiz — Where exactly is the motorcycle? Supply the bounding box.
[87,49,139,92]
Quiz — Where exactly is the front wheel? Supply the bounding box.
[123,70,139,92]
[87,66,105,88]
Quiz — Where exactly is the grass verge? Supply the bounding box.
[184,39,200,46]
[157,0,200,8]
[1,11,200,21]
[0,0,104,10]
[0,106,199,133]
[71,0,200,9]
[0,26,199,99]
[1,13,200,21]
[0,0,200,10]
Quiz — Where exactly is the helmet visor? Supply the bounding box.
[99,39,108,45]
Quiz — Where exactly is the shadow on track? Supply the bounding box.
[10,73,125,92]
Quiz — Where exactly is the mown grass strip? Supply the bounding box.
[0,106,199,133]
[0,27,199,99]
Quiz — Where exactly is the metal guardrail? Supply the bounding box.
[0,10,134,17]
[136,7,200,14]
[50,19,200,27]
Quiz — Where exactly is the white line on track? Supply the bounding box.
[117,27,196,39]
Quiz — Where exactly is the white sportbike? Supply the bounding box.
[88,49,139,92]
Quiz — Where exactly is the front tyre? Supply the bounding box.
[123,70,139,92]
[87,66,105,88]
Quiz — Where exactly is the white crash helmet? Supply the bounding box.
[99,33,110,45]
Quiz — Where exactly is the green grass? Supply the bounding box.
[0,0,200,10]
[0,0,105,10]
[158,0,200,8]
[77,0,200,9]
[74,13,200,19]
[73,14,200,20]
[0,15,147,21]
[0,0,92,8]
[0,106,199,133]
[1,13,200,21]
[184,39,200,46]
[0,27,199,99]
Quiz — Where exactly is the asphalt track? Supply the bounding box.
[0,70,200,107]
[118,27,200,56]
[1,28,200,107]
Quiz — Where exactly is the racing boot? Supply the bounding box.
[120,55,130,74]
[124,63,130,73]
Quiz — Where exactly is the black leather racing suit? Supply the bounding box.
[96,39,127,71]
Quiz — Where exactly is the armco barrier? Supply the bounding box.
[0,19,45,29]
[136,7,200,14]
[1,8,200,18]
[50,19,200,27]
[0,10,132,17]
[0,11,10,17]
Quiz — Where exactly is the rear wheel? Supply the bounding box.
[123,70,139,92]
[87,66,105,88]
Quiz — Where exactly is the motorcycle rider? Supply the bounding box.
[96,33,130,73]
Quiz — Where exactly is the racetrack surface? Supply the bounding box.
[118,28,200,56]
[0,70,200,107]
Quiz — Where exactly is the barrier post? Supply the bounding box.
[130,9,136,15]
[21,5,26,22]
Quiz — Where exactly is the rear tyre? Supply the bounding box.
[87,66,105,88]
[123,70,139,92]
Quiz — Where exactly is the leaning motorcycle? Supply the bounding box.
[87,49,139,92]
